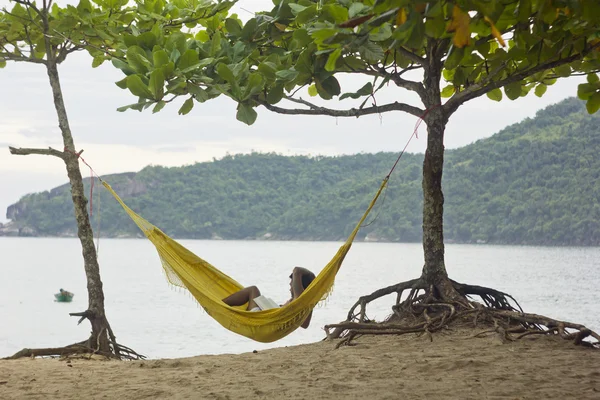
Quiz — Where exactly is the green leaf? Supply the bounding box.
[266,84,284,104]
[339,82,373,100]
[405,17,425,49]
[504,82,522,100]
[534,83,547,98]
[169,48,181,64]
[577,83,597,100]
[152,101,166,114]
[325,48,342,72]
[317,76,341,99]
[276,69,299,82]
[296,5,318,24]
[126,75,154,99]
[258,61,278,80]
[178,49,199,71]
[322,4,348,24]
[0,57,5,68]
[210,33,222,56]
[516,0,532,22]
[112,58,136,75]
[243,73,265,100]
[166,32,186,54]
[115,77,128,89]
[92,56,104,68]
[554,64,571,78]
[241,18,257,41]
[586,92,600,114]
[149,69,165,100]
[587,73,599,84]
[188,85,210,102]
[425,13,446,38]
[236,103,258,125]
[440,85,455,98]
[308,84,318,97]
[361,41,385,63]
[116,102,148,112]
[288,4,307,15]
[216,63,236,83]
[137,32,157,50]
[225,18,242,35]
[153,49,169,68]
[127,46,152,73]
[195,30,210,42]
[444,46,465,70]
[178,97,194,115]
[486,88,503,102]
[348,3,366,18]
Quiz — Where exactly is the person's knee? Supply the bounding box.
[248,285,261,296]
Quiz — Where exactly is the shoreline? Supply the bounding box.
[1,329,599,399]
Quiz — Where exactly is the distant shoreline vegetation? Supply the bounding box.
[2,98,600,246]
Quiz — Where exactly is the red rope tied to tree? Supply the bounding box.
[63,148,101,217]
[386,104,441,179]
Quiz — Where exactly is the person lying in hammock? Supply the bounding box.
[222,266,316,328]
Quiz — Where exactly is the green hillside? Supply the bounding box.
[3,98,599,245]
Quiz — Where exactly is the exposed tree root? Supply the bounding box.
[3,309,145,361]
[3,338,146,361]
[325,277,600,350]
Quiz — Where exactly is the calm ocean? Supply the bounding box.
[1,238,598,359]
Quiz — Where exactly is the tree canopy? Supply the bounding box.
[105,0,600,121]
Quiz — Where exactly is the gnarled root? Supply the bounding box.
[3,310,145,360]
[325,278,600,350]
[3,339,146,361]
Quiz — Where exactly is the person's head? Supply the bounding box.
[301,272,315,290]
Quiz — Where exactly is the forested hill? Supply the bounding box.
[3,98,599,245]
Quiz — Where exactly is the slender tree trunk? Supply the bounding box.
[420,43,456,297]
[421,109,448,285]
[46,59,111,352]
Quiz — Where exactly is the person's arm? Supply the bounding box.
[301,309,313,329]
[291,267,315,329]
[291,267,311,299]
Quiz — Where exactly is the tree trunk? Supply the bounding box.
[46,60,112,352]
[419,45,458,299]
[421,109,448,286]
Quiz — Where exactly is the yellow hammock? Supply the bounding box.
[102,178,387,343]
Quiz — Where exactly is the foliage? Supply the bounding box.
[0,0,133,67]
[107,0,600,121]
[6,98,600,246]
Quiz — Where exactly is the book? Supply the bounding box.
[254,295,279,310]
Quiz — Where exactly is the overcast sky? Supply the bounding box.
[0,0,585,222]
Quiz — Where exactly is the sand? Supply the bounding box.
[1,329,599,400]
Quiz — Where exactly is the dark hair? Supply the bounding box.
[301,273,315,289]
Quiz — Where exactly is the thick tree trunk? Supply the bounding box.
[46,60,112,353]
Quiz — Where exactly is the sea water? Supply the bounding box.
[0,238,598,359]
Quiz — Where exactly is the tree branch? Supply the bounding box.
[372,66,426,102]
[8,146,65,159]
[444,42,600,116]
[396,46,425,67]
[0,52,47,64]
[259,98,424,118]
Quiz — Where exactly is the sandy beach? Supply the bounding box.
[1,328,599,400]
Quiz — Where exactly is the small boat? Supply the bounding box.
[54,289,74,303]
